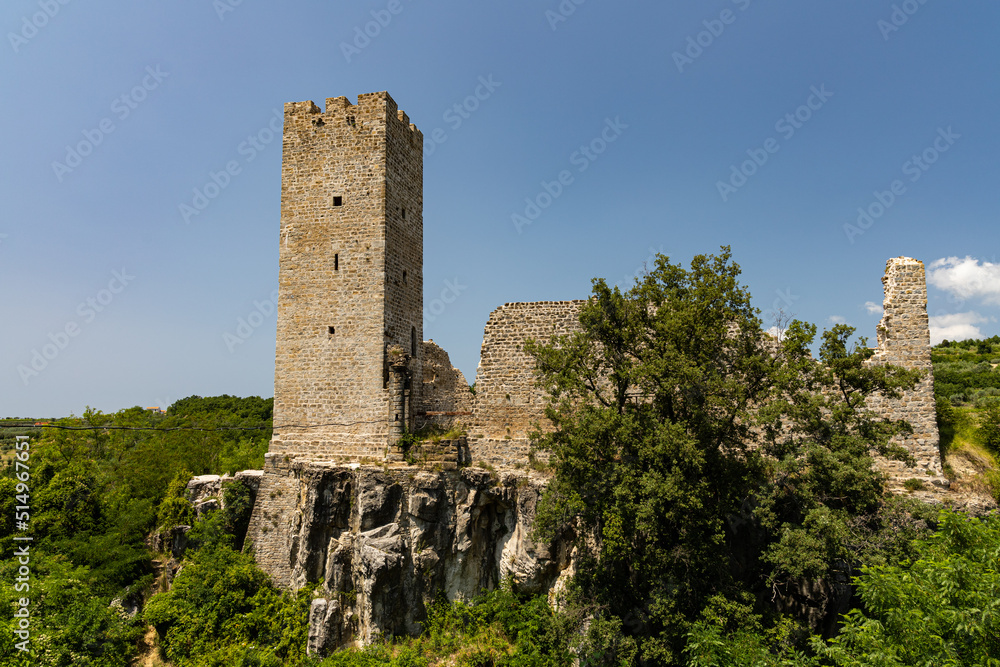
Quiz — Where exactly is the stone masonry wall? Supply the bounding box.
[271,92,423,462]
[417,340,473,432]
[465,261,940,475]
[469,301,585,467]
[867,257,942,477]
[266,94,938,478]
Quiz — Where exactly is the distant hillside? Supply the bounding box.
[931,335,1000,406]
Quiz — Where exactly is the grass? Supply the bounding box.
[398,425,467,451]
[940,405,1000,501]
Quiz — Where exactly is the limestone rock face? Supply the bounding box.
[246,455,572,655]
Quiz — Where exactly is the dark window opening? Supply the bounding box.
[334,253,339,271]
[401,207,406,219]
[402,270,407,284]
[312,118,324,127]
[411,326,417,356]
[333,196,343,207]
[346,116,356,127]
[328,326,335,335]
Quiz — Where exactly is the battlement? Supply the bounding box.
[284,92,421,139]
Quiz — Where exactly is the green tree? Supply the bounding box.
[526,248,922,664]
[817,509,1000,666]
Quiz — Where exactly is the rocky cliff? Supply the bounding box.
[245,454,574,654]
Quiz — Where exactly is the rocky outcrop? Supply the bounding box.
[245,454,573,655]
[184,470,263,520]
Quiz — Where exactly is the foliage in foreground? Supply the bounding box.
[323,586,575,667]
[143,538,577,667]
[817,508,1000,666]
[0,552,144,667]
[931,336,1000,408]
[144,543,314,667]
[0,396,272,666]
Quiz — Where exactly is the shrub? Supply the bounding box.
[223,478,256,549]
[816,510,1000,665]
[156,470,194,530]
[144,544,312,666]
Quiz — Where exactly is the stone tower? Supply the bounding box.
[271,92,423,461]
[868,256,941,475]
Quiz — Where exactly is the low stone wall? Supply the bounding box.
[389,437,470,470]
[416,340,473,432]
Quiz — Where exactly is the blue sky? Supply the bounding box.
[2,0,998,417]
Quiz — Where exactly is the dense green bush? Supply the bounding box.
[145,543,313,666]
[0,553,144,667]
[817,509,1000,665]
[0,395,275,665]
[932,337,1000,405]
[156,470,195,530]
[526,249,927,663]
[979,403,1000,454]
[313,586,576,667]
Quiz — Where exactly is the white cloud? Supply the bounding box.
[928,256,1000,305]
[928,311,992,345]
[864,300,883,315]
[828,315,846,325]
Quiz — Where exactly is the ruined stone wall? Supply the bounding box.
[271,92,422,461]
[417,340,473,431]
[867,257,942,477]
[469,301,585,467]
[244,455,304,584]
[465,259,940,474]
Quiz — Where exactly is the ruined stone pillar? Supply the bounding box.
[388,347,410,445]
[868,257,941,476]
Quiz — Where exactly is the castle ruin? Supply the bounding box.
[264,90,940,474]
[244,92,941,650]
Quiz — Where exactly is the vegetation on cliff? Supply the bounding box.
[523,248,988,665]
[0,397,272,667]
[933,338,1000,501]
[2,251,999,665]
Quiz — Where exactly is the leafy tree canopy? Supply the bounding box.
[526,248,925,663]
